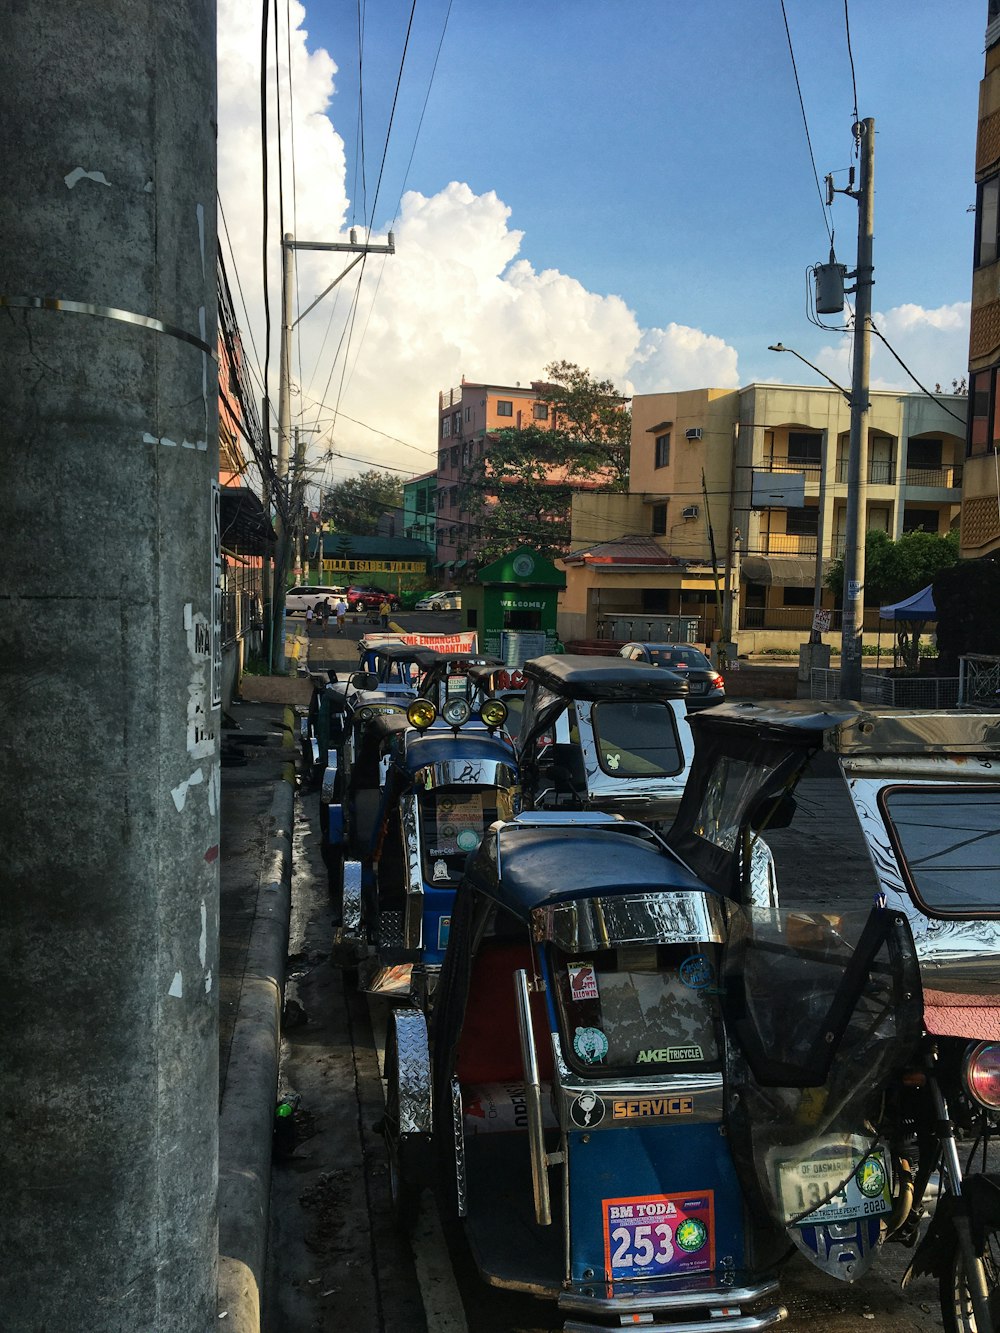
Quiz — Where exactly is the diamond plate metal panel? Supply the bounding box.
[342,859,362,934]
[391,1009,432,1135]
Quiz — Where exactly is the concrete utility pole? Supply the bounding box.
[839,118,875,700]
[0,2,218,1330]
[270,229,394,670]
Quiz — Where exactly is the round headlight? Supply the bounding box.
[963,1042,1000,1109]
[442,698,471,728]
[479,698,508,729]
[357,706,374,721]
[407,698,438,730]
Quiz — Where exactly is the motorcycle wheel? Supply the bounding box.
[940,1223,1000,1333]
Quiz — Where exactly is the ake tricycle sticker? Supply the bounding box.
[603,1192,715,1280]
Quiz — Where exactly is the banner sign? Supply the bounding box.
[400,631,478,653]
[321,558,427,574]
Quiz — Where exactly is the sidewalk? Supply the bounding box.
[216,628,304,1331]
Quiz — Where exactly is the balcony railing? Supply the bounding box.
[754,533,819,556]
[760,457,823,474]
[835,459,897,485]
[904,464,963,489]
[741,606,883,633]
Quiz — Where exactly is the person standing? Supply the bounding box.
[305,604,314,636]
[315,599,328,635]
[334,596,348,635]
[379,597,391,630]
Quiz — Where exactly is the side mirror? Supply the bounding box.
[349,671,378,691]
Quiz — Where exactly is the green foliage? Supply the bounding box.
[320,469,402,536]
[460,361,631,563]
[933,550,1000,673]
[825,528,959,671]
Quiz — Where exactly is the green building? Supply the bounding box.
[462,546,566,662]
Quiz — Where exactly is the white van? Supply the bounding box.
[285,584,346,614]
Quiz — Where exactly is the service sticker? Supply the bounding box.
[573,1027,609,1065]
[567,962,600,1002]
[679,954,715,990]
[603,1192,715,1280]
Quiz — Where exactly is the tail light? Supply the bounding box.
[709,672,725,689]
[963,1042,1000,1109]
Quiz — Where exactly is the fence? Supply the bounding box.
[810,668,961,707]
[959,655,1000,706]
[596,614,701,644]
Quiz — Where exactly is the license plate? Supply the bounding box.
[776,1151,891,1226]
[688,682,707,694]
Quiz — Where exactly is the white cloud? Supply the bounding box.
[816,301,971,395]
[216,0,740,481]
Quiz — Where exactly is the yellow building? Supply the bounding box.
[965,5,1000,557]
[560,383,965,650]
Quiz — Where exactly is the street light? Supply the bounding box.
[767,344,851,403]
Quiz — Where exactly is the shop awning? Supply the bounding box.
[219,486,275,556]
[741,555,832,588]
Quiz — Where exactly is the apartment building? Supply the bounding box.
[965,1,1000,556]
[434,379,554,570]
[560,382,965,649]
[402,470,437,548]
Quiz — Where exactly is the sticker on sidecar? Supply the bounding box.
[567,962,599,1001]
[603,1191,715,1280]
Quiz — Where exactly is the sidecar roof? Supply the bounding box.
[522,655,688,700]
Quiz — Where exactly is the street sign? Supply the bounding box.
[812,609,832,633]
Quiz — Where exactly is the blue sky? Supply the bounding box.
[218,0,985,475]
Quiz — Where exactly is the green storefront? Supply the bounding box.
[461,546,565,663]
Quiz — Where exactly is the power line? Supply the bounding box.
[869,325,968,426]
[843,0,860,140]
[259,0,273,452]
[779,0,832,243]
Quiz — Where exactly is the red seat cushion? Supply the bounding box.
[456,942,554,1085]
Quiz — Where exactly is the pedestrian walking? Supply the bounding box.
[379,597,391,630]
[316,599,328,634]
[305,604,314,636]
[334,596,348,635]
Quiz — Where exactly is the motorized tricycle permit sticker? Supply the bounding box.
[603,1192,715,1280]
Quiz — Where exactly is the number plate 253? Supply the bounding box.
[603,1192,715,1280]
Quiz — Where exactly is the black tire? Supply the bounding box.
[383,1027,423,1231]
[940,1220,1000,1333]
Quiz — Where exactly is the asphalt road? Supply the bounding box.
[260,651,950,1332]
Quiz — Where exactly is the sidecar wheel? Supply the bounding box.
[940,1222,1000,1333]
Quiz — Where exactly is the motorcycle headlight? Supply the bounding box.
[479,698,508,730]
[963,1042,1000,1109]
[407,698,437,731]
[442,698,471,728]
[357,706,374,721]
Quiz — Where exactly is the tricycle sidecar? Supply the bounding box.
[517,655,693,827]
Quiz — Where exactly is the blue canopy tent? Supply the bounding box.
[879,584,936,619]
[878,584,937,670]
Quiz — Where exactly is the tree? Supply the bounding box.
[460,363,631,563]
[933,550,1000,674]
[320,469,402,536]
[826,528,960,670]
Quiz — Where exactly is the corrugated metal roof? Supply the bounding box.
[563,536,684,567]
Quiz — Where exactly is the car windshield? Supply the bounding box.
[551,942,720,1076]
[590,700,683,777]
[882,786,1000,914]
[647,647,711,671]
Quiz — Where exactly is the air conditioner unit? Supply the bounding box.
[682,505,700,519]
[685,427,703,441]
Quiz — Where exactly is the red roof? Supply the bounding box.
[563,537,685,567]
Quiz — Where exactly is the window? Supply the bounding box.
[449,525,458,543]
[439,450,448,471]
[591,700,683,777]
[907,438,942,470]
[416,491,426,513]
[651,503,667,535]
[785,506,819,536]
[496,400,513,417]
[437,490,445,511]
[465,406,471,422]
[533,402,549,420]
[453,411,461,435]
[902,510,938,534]
[787,431,822,468]
[654,433,670,469]
[882,787,1000,915]
[449,486,458,508]
[450,446,459,469]
[442,416,451,438]
[976,175,1000,269]
[782,586,815,607]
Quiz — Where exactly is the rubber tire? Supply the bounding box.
[940,1221,1000,1333]
[383,1027,422,1232]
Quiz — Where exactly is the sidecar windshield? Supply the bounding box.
[590,700,684,777]
[551,941,721,1077]
[881,785,1000,916]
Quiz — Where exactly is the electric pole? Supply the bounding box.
[0,2,219,1327]
[839,118,875,700]
[270,229,394,670]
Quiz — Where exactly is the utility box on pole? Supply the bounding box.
[0,2,219,1328]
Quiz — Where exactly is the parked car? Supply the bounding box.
[619,641,725,709]
[414,589,461,611]
[347,585,401,613]
[285,583,346,614]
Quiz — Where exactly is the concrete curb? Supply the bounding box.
[217,771,295,1330]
